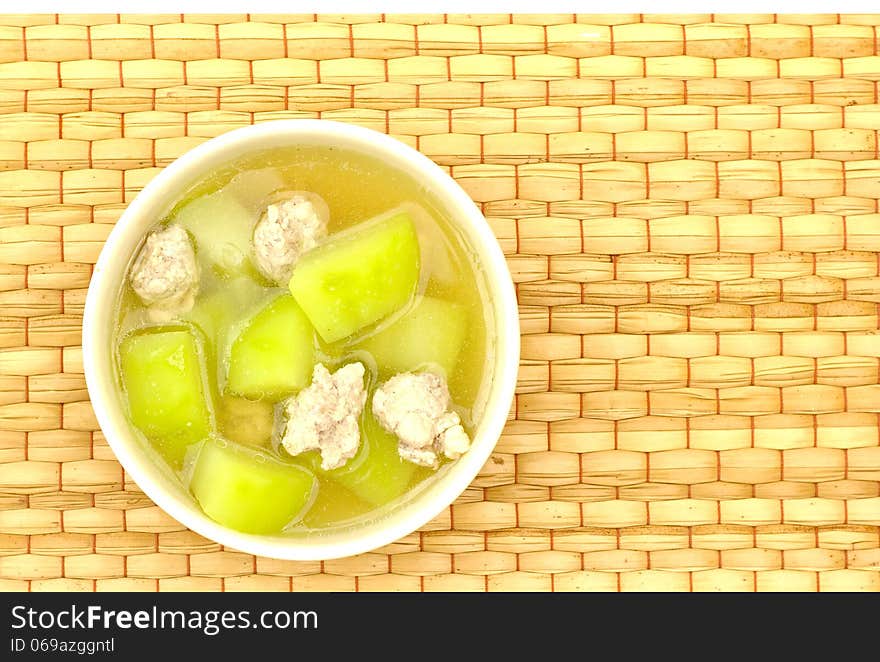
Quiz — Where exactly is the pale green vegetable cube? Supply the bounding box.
[358,296,467,378]
[225,294,315,400]
[172,190,257,276]
[288,211,420,343]
[406,204,461,291]
[184,276,267,362]
[119,328,212,466]
[190,437,316,534]
[224,168,286,214]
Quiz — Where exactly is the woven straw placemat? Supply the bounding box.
[0,13,879,592]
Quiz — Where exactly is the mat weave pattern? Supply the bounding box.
[1,13,880,592]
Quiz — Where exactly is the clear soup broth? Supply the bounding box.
[113,144,493,533]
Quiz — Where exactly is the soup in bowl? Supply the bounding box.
[83,120,519,561]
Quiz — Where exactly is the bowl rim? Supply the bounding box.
[83,119,520,560]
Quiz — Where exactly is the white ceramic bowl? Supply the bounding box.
[83,120,519,561]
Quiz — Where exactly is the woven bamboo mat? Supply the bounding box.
[0,13,879,593]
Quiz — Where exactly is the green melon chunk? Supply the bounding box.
[306,405,425,506]
[119,328,212,467]
[184,276,262,350]
[358,296,467,378]
[190,437,316,534]
[288,210,420,343]
[225,294,315,400]
[224,167,286,214]
[172,190,256,276]
[406,204,461,291]
[184,276,267,361]
[184,293,234,366]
